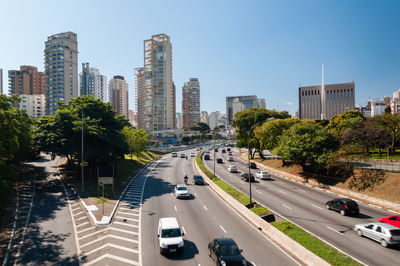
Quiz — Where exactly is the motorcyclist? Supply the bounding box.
[184,175,188,184]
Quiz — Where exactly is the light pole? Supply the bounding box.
[247,124,258,208]
[213,132,216,178]
[81,106,84,192]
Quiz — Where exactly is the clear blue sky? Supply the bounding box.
[1,0,399,115]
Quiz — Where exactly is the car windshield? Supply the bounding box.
[220,244,240,256]
[390,230,400,236]
[260,172,267,174]
[177,187,187,191]
[346,201,357,206]
[194,176,203,180]
[161,228,181,238]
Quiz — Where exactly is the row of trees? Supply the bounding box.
[232,108,400,172]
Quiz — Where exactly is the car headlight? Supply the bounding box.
[161,243,168,248]
[242,258,246,265]
[220,260,226,266]
[178,241,184,247]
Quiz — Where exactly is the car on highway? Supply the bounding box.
[228,151,233,156]
[255,171,271,180]
[190,152,195,157]
[204,154,211,160]
[193,175,205,185]
[354,222,400,247]
[241,173,255,182]
[216,158,223,164]
[172,152,177,157]
[222,149,226,153]
[175,184,190,199]
[227,165,238,173]
[158,217,185,255]
[246,162,257,169]
[208,238,246,266]
[214,148,219,152]
[326,198,359,216]
[227,148,231,152]
[379,215,400,228]
[180,153,186,158]
[227,156,234,162]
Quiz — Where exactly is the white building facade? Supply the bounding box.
[20,94,46,118]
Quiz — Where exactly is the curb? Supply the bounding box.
[194,156,329,266]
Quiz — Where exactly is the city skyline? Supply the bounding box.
[1,0,400,115]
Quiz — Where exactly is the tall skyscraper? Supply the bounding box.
[0,68,3,94]
[8,66,45,95]
[200,111,208,124]
[257,98,266,108]
[208,111,221,130]
[79,63,107,102]
[141,33,175,132]
[226,95,258,125]
[135,67,145,128]
[182,78,200,128]
[109,75,129,119]
[44,31,78,115]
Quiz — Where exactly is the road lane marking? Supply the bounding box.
[256,190,262,194]
[77,226,95,234]
[83,243,139,257]
[114,221,139,228]
[299,189,307,193]
[182,226,186,235]
[80,234,138,249]
[78,228,108,240]
[311,204,323,210]
[110,227,138,235]
[251,262,257,266]
[76,216,86,221]
[203,205,208,211]
[282,204,292,210]
[219,225,227,233]
[240,181,244,184]
[118,211,139,217]
[278,190,287,195]
[174,205,178,211]
[194,192,197,196]
[327,226,344,235]
[76,221,89,228]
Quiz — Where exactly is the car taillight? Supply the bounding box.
[344,204,348,209]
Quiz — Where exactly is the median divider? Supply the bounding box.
[194,154,329,266]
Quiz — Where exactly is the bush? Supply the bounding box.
[348,169,386,191]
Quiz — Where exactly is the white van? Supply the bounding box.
[158,217,184,255]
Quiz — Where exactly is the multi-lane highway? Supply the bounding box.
[203,146,400,266]
[141,150,300,266]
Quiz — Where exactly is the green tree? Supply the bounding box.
[326,110,365,136]
[254,118,300,152]
[384,105,392,114]
[232,108,290,158]
[274,122,339,171]
[122,127,149,159]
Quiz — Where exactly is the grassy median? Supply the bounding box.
[196,153,361,266]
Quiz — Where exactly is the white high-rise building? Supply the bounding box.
[19,94,46,118]
[200,111,208,124]
[208,111,221,130]
[80,63,107,102]
[109,75,129,119]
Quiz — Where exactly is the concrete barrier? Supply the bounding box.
[194,159,330,266]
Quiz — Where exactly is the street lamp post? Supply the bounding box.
[213,133,216,178]
[248,137,252,207]
[81,107,84,192]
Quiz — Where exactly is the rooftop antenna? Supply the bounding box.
[321,64,326,119]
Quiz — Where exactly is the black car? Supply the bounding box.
[217,158,223,164]
[227,148,231,152]
[326,198,359,216]
[204,154,211,160]
[222,149,226,153]
[208,238,246,266]
[247,162,257,169]
[240,173,255,182]
[215,148,219,152]
[194,175,205,185]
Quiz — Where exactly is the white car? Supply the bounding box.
[354,222,400,247]
[175,184,190,199]
[227,165,238,173]
[227,156,234,162]
[190,152,195,157]
[172,152,177,157]
[228,151,233,156]
[256,171,271,180]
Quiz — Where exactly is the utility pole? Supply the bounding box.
[81,107,84,192]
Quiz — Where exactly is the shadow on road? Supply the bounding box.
[163,239,199,260]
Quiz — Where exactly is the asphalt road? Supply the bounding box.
[11,154,79,265]
[204,147,400,266]
[141,150,299,266]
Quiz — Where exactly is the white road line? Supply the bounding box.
[256,190,262,194]
[282,204,292,210]
[299,189,307,193]
[118,211,139,216]
[80,234,138,249]
[311,204,323,210]
[114,221,139,228]
[219,225,227,233]
[73,211,84,216]
[278,190,287,195]
[203,205,208,211]
[76,221,89,228]
[174,205,178,211]
[110,227,138,235]
[78,228,108,240]
[119,207,140,212]
[75,216,87,222]
[182,226,186,235]
[251,262,257,266]
[77,226,95,234]
[85,243,138,258]
[84,253,139,266]
[327,226,344,235]
[194,192,197,196]
[240,181,244,184]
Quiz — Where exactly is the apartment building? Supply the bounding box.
[80,63,107,102]
[182,78,200,128]
[109,75,129,119]
[226,95,258,125]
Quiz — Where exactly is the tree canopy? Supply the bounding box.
[326,110,365,136]
[122,127,149,158]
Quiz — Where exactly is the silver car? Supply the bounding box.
[354,222,400,247]
[256,171,271,180]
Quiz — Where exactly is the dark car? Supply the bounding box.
[241,173,255,182]
[194,175,205,185]
[204,154,211,160]
[227,148,231,152]
[217,158,223,164]
[326,198,359,216]
[247,162,257,169]
[222,149,226,153]
[208,238,246,266]
[215,148,219,152]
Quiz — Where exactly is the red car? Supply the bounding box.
[379,215,400,228]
